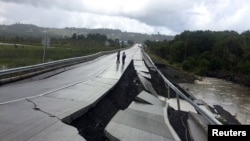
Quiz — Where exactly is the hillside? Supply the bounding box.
[0,23,174,43]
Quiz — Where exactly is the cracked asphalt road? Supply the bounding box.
[0,45,142,141]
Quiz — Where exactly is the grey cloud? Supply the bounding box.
[1,0,193,33]
[1,0,53,7]
[1,0,250,35]
[5,0,193,32]
[1,0,87,12]
[117,0,195,32]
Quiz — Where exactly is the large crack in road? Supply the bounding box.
[64,59,193,141]
[66,61,144,141]
[63,57,240,141]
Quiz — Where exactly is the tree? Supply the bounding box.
[170,41,185,63]
[72,33,77,39]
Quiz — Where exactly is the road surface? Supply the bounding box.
[0,45,141,141]
[0,46,139,104]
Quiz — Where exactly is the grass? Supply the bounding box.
[145,50,182,69]
[145,49,199,81]
[145,50,169,65]
[0,44,117,69]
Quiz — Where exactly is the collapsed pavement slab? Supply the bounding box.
[105,101,180,141]
[104,53,180,140]
[135,90,165,107]
[133,60,150,73]
[137,73,158,96]
[133,59,158,97]
[137,71,151,79]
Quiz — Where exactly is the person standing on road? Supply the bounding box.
[122,52,126,64]
[117,50,120,62]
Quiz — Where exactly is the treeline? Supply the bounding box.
[145,30,250,86]
[52,33,122,49]
[0,33,123,48]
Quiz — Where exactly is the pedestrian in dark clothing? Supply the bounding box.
[122,52,126,64]
[117,51,120,62]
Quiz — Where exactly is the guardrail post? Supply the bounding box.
[43,45,46,63]
[176,93,180,110]
[167,84,170,99]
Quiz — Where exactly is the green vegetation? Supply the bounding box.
[145,30,250,86]
[0,23,174,43]
[0,33,123,69]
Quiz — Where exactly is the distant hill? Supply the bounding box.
[0,23,174,43]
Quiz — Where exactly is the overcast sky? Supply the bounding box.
[0,0,250,35]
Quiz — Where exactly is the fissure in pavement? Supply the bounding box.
[65,61,144,141]
[26,99,60,119]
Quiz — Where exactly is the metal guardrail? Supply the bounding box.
[0,49,122,77]
[142,50,222,125]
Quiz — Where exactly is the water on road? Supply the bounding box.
[179,77,250,124]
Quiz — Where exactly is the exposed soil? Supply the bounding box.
[149,63,196,100]
[145,64,193,141]
[213,105,241,125]
[68,61,143,141]
[148,69,175,98]
[154,62,198,84]
[167,107,192,141]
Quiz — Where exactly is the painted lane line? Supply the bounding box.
[0,67,108,105]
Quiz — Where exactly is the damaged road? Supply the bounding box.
[0,45,240,141]
[66,56,186,141]
[0,96,84,141]
[0,45,143,141]
[69,61,143,141]
[26,99,59,119]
